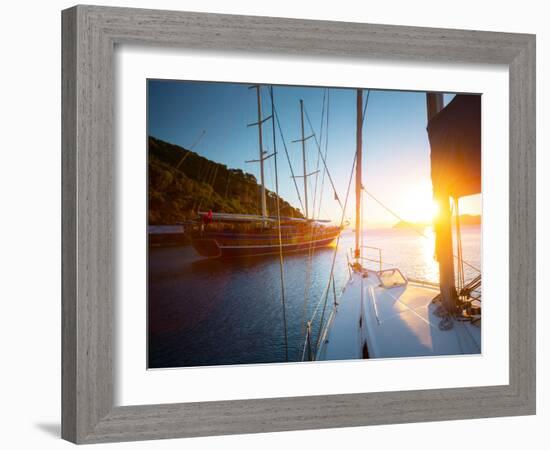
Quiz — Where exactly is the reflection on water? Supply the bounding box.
[421,227,438,282]
[148,226,481,368]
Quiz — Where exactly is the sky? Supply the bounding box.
[147,79,481,227]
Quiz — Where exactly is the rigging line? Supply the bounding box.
[204,164,219,207]
[358,253,445,286]
[305,90,328,256]
[301,322,312,362]
[453,199,461,293]
[309,150,358,357]
[318,89,328,154]
[313,273,333,360]
[174,129,206,170]
[208,163,219,188]
[200,162,218,205]
[311,151,357,356]
[303,105,344,211]
[298,91,328,333]
[307,156,355,326]
[362,89,371,127]
[270,86,289,362]
[360,189,366,344]
[224,172,231,198]
[362,187,481,274]
[316,89,331,220]
[314,89,329,213]
[303,89,370,215]
[357,89,481,275]
[302,174,332,331]
[272,101,306,215]
[454,198,466,296]
[311,88,329,221]
[310,89,327,221]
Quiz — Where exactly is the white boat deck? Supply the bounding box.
[317,270,481,361]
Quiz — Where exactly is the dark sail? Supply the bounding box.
[427,94,481,199]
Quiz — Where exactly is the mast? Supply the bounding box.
[256,86,267,218]
[300,100,309,219]
[355,89,363,260]
[246,85,274,219]
[426,93,457,315]
[291,100,317,220]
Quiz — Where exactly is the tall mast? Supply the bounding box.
[299,100,309,219]
[291,100,317,220]
[354,89,363,260]
[427,93,457,315]
[246,85,274,219]
[256,86,267,218]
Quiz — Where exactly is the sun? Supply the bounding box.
[362,182,442,228]
[411,198,439,224]
[400,186,440,224]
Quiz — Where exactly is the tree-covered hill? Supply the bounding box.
[148,136,303,224]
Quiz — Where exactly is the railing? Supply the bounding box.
[348,245,481,303]
[353,247,441,289]
[350,245,384,272]
[407,277,440,289]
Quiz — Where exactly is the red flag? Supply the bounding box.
[203,210,213,225]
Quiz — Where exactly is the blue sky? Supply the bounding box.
[148,79,481,226]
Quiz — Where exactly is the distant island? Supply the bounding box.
[393,214,481,230]
[148,136,303,225]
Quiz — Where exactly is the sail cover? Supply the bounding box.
[427,94,481,198]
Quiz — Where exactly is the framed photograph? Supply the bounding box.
[62,5,536,444]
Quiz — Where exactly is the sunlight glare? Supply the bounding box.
[400,184,440,225]
[421,226,440,283]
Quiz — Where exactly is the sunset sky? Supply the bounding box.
[148,80,481,227]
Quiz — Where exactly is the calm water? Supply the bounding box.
[148,226,481,368]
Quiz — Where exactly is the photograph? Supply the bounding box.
[1,1,541,446]
[147,79,482,369]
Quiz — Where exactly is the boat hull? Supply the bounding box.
[316,269,481,361]
[192,235,337,258]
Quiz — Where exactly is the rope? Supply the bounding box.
[354,89,479,274]
[307,89,371,358]
[310,89,327,222]
[174,129,206,170]
[316,89,331,219]
[303,105,344,211]
[360,189,365,344]
[314,273,333,359]
[270,86,289,362]
[303,89,371,215]
[300,90,328,333]
[454,198,465,296]
[309,150,357,358]
[196,162,219,212]
[362,89,371,127]
[307,175,353,325]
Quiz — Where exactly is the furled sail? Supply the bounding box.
[427,94,481,199]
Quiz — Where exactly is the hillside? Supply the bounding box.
[148,136,303,224]
[393,214,481,230]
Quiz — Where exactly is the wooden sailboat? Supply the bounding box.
[191,213,341,258]
[190,85,341,259]
[314,90,481,360]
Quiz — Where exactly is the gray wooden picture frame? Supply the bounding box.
[61,4,536,444]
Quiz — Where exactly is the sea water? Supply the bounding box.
[148,226,481,368]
